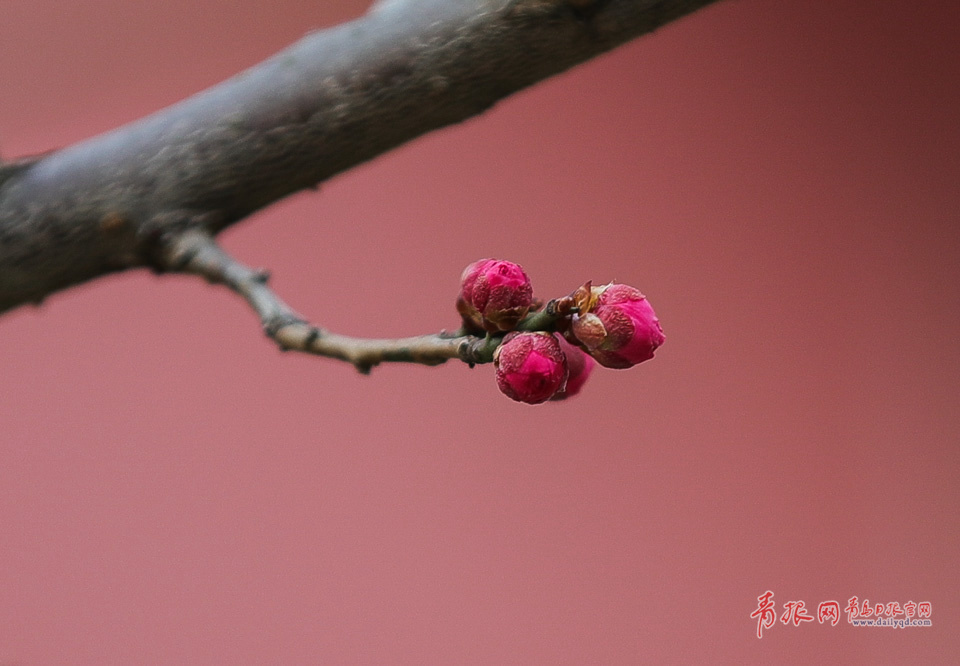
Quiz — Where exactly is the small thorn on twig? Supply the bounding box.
[252,269,271,283]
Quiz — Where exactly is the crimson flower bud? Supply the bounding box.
[570,283,664,369]
[494,332,569,404]
[550,335,595,400]
[456,258,533,333]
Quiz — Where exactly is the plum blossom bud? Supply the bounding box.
[550,335,595,401]
[570,282,664,369]
[494,332,569,404]
[457,258,533,332]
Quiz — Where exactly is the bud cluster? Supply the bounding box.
[456,259,664,404]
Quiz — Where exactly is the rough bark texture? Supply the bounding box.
[0,0,720,314]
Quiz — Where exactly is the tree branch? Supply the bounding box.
[163,229,504,373]
[0,0,720,317]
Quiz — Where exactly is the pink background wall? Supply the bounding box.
[1,1,957,663]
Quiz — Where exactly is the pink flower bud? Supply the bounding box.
[570,283,664,369]
[457,259,533,333]
[494,332,569,404]
[550,335,595,400]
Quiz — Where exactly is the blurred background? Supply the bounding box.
[1,1,957,663]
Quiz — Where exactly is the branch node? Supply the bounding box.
[304,327,321,348]
[167,246,200,273]
[263,313,305,337]
[355,361,375,375]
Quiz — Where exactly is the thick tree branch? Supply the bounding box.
[0,0,720,317]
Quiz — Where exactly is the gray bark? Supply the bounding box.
[0,0,720,314]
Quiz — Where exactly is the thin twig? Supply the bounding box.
[163,229,501,373]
